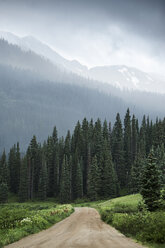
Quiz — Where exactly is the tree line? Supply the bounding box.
[0,109,164,205]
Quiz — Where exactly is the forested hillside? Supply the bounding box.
[0,39,165,152]
[0,110,164,203]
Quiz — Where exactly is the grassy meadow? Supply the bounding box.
[0,201,73,247]
[0,194,165,248]
[95,194,165,248]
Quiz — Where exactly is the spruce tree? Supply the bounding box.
[0,151,9,186]
[112,113,124,188]
[75,160,83,199]
[131,114,138,162]
[139,115,146,157]
[141,149,161,211]
[88,156,99,200]
[124,108,132,186]
[155,144,165,186]
[60,156,71,203]
[82,118,89,195]
[19,157,28,202]
[0,183,8,203]
[102,141,116,198]
[38,161,48,201]
[130,155,145,193]
[46,136,55,197]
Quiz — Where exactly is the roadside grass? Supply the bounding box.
[95,194,165,248]
[0,202,74,247]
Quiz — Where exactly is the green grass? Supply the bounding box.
[0,201,74,247]
[96,194,165,248]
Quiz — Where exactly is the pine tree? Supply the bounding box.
[82,118,89,195]
[38,160,48,201]
[60,156,71,203]
[139,115,146,157]
[27,136,40,200]
[124,108,132,186]
[102,141,116,198]
[19,157,28,202]
[141,149,161,211]
[131,115,138,162]
[46,136,55,197]
[88,156,99,200]
[93,118,103,162]
[0,151,9,186]
[0,183,8,203]
[155,144,165,186]
[130,155,145,193]
[112,113,124,189]
[75,160,83,199]
[71,151,83,200]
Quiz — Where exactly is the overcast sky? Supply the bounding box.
[0,0,165,75]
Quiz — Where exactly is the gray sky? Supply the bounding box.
[0,0,165,75]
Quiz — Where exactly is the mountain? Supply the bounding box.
[0,37,164,152]
[0,63,133,152]
[0,31,88,75]
[88,65,165,94]
[1,31,164,94]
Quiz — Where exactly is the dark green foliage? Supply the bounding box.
[18,158,28,202]
[124,108,132,185]
[0,151,9,186]
[75,161,83,199]
[112,113,124,188]
[60,156,71,203]
[141,149,161,211]
[88,156,99,200]
[102,142,116,198]
[27,136,40,200]
[0,203,73,247]
[155,144,165,186]
[0,183,8,203]
[100,210,165,244]
[131,115,138,162]
[130,155,144,193]
[0,109,165,203]
[38,161,48,201]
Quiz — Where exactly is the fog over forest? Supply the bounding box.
[0,0,165,151]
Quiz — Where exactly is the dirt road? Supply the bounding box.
[5,207,146,248]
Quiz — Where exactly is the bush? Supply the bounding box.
[0,208,28,229]
[100,209,165,244]
[0,183,8,203]
[0,203,74,247]
[161,189,165,200]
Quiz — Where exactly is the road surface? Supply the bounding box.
[5,207,146,248]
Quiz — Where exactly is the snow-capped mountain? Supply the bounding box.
[0,31,165,94]
[0,31,88,75]
[88,65,165,93]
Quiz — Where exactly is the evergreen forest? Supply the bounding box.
[0,109,165,204]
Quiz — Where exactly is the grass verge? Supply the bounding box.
[0,202,74,247]
[95,194,165,248]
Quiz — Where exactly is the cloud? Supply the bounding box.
[0,0,165,76]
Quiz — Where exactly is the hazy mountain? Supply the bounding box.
[0,37,164,152]
[88,65,165,94]
[0,31,88,75]
[0,63,134,152]
[1,31,164,94]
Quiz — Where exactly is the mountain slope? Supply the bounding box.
[0,63,133,152]
[0,31,88,75]
[89,65,165,93]
[0,38,164,152]
[1,31,164,94]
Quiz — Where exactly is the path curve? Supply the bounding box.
[5,207,146,248]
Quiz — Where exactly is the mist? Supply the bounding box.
[0,0,165,76]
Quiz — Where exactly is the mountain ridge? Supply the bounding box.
[1,31,165,94]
